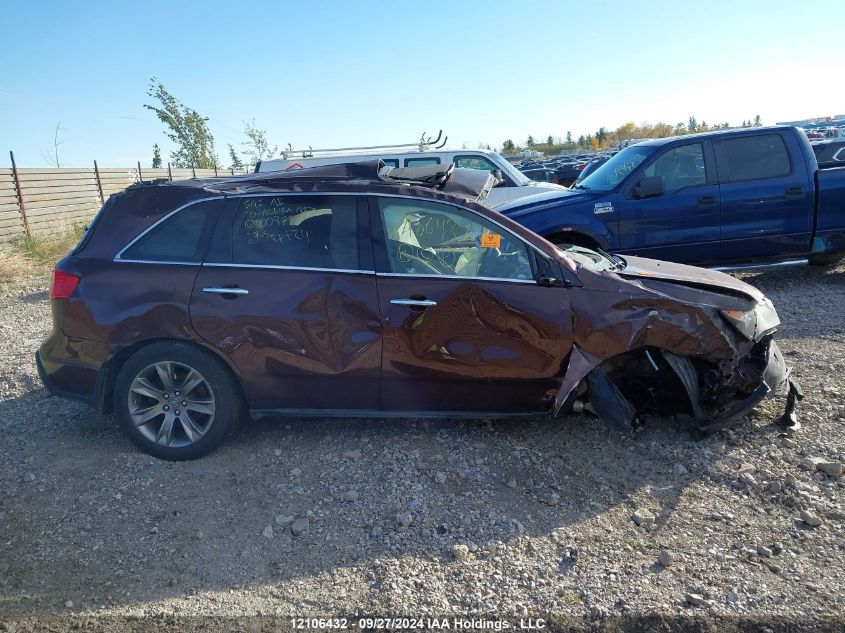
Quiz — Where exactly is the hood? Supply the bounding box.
[617,255,765,302]
[493,187,592,213]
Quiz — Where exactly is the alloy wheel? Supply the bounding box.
[127,361,216,448]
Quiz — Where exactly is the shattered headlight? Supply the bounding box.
[720,298,780,342]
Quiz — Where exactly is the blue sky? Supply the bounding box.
[1,0,844,167]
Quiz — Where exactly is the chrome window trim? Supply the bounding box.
[203,262,375,275]
[116,259,203,266]
[112,191,555,275]
[377,272,535,285]
[833,147,845,161]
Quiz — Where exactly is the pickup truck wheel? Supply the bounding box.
[808,251,844,267]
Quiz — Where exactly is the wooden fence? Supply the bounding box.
[0,154,249,246]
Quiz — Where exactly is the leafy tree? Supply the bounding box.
[240,120,277,167]
[526,135,535,147]
[152,144,162,168]
[674,122,686,135]
[566,131,572,144]
[687,116,698,133]
[577,135,586,148]
[590,137,599,152]
[753,115,762,127]
[144,77,218,169]
[596,127,608,145]
[546,135,554,146]
[228,144,245,171]
[501,139,516,153]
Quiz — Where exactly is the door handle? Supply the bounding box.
[390,298,437,308]
[697,195,718,207]
[203,286,249,296]
[785,186,804,197]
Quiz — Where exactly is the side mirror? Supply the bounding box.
[633,175,664,199]
[492,169,506,186]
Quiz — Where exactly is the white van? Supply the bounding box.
[255,148,566,206]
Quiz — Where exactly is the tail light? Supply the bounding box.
[50,269,80,300]
[575,163,587,171]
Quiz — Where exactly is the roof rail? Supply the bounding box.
[280,130,448,159]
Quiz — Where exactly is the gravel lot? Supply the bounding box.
[1,262,844,632]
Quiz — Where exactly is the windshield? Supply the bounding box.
[493,156,531,186]
[554,243,623,273]
[577,145,655,192]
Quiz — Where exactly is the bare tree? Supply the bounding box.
[42,121,64,167]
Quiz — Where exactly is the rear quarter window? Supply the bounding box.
[120,200,220,263]
[721,134,791,181]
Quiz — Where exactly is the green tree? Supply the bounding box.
[152,143,162,168]
[577,135,586,148]
[144,77,218,169]
[753,114,762,127]
[596,127,607,145]
[566,131,572,144]
[241,119,277,167]
[526,135,535,147]
[546,135,554,146]
[228,144,245,171]
[687,116,698,133]
[502,139,516,153]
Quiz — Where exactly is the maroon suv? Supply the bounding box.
[38,162,800,460]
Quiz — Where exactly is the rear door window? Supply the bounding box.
[404,157,441,167]
[721,134,791,181]
[231,196,360,270]
[121,199,220,263]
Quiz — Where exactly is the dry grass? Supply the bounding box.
[0,225,86,282]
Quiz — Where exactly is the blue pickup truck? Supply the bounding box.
[496,126,845,267]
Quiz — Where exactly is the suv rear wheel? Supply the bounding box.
[113,342,242,460]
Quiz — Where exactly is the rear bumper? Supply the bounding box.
[36,332,112,411]
[36,350,97,407]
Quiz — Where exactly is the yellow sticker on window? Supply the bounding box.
[480,233,501,248]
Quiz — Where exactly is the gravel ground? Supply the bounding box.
[1,263,844,632]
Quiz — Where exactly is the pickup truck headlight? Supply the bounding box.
[720,298,780,342]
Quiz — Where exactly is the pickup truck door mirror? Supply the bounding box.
[492,169,506,187]
[633,176,665,199]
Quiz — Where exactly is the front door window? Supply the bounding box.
[377,198,533,281]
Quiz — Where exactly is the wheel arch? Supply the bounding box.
[98,337,248,415]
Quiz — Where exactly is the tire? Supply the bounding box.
[808,251,844,268]
[113,341,243,460]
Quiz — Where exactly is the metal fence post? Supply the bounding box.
[167,162,173,181]
[137,161,143,183]
[9,151,31,238]
[191,163,196,179]
[93,160,105,204]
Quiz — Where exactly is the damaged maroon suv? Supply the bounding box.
[38,161,801,460]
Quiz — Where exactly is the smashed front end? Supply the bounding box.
[556,261,802,434]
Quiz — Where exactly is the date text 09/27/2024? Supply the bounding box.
[290,617,547,630]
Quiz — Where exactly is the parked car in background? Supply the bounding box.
[553,160,588,187]
[812,139,845,169]
[496,126,845,267]
[38,161,798,459]
[257,148,566,206]
[573,155,611,186]
[518,167,558,184]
